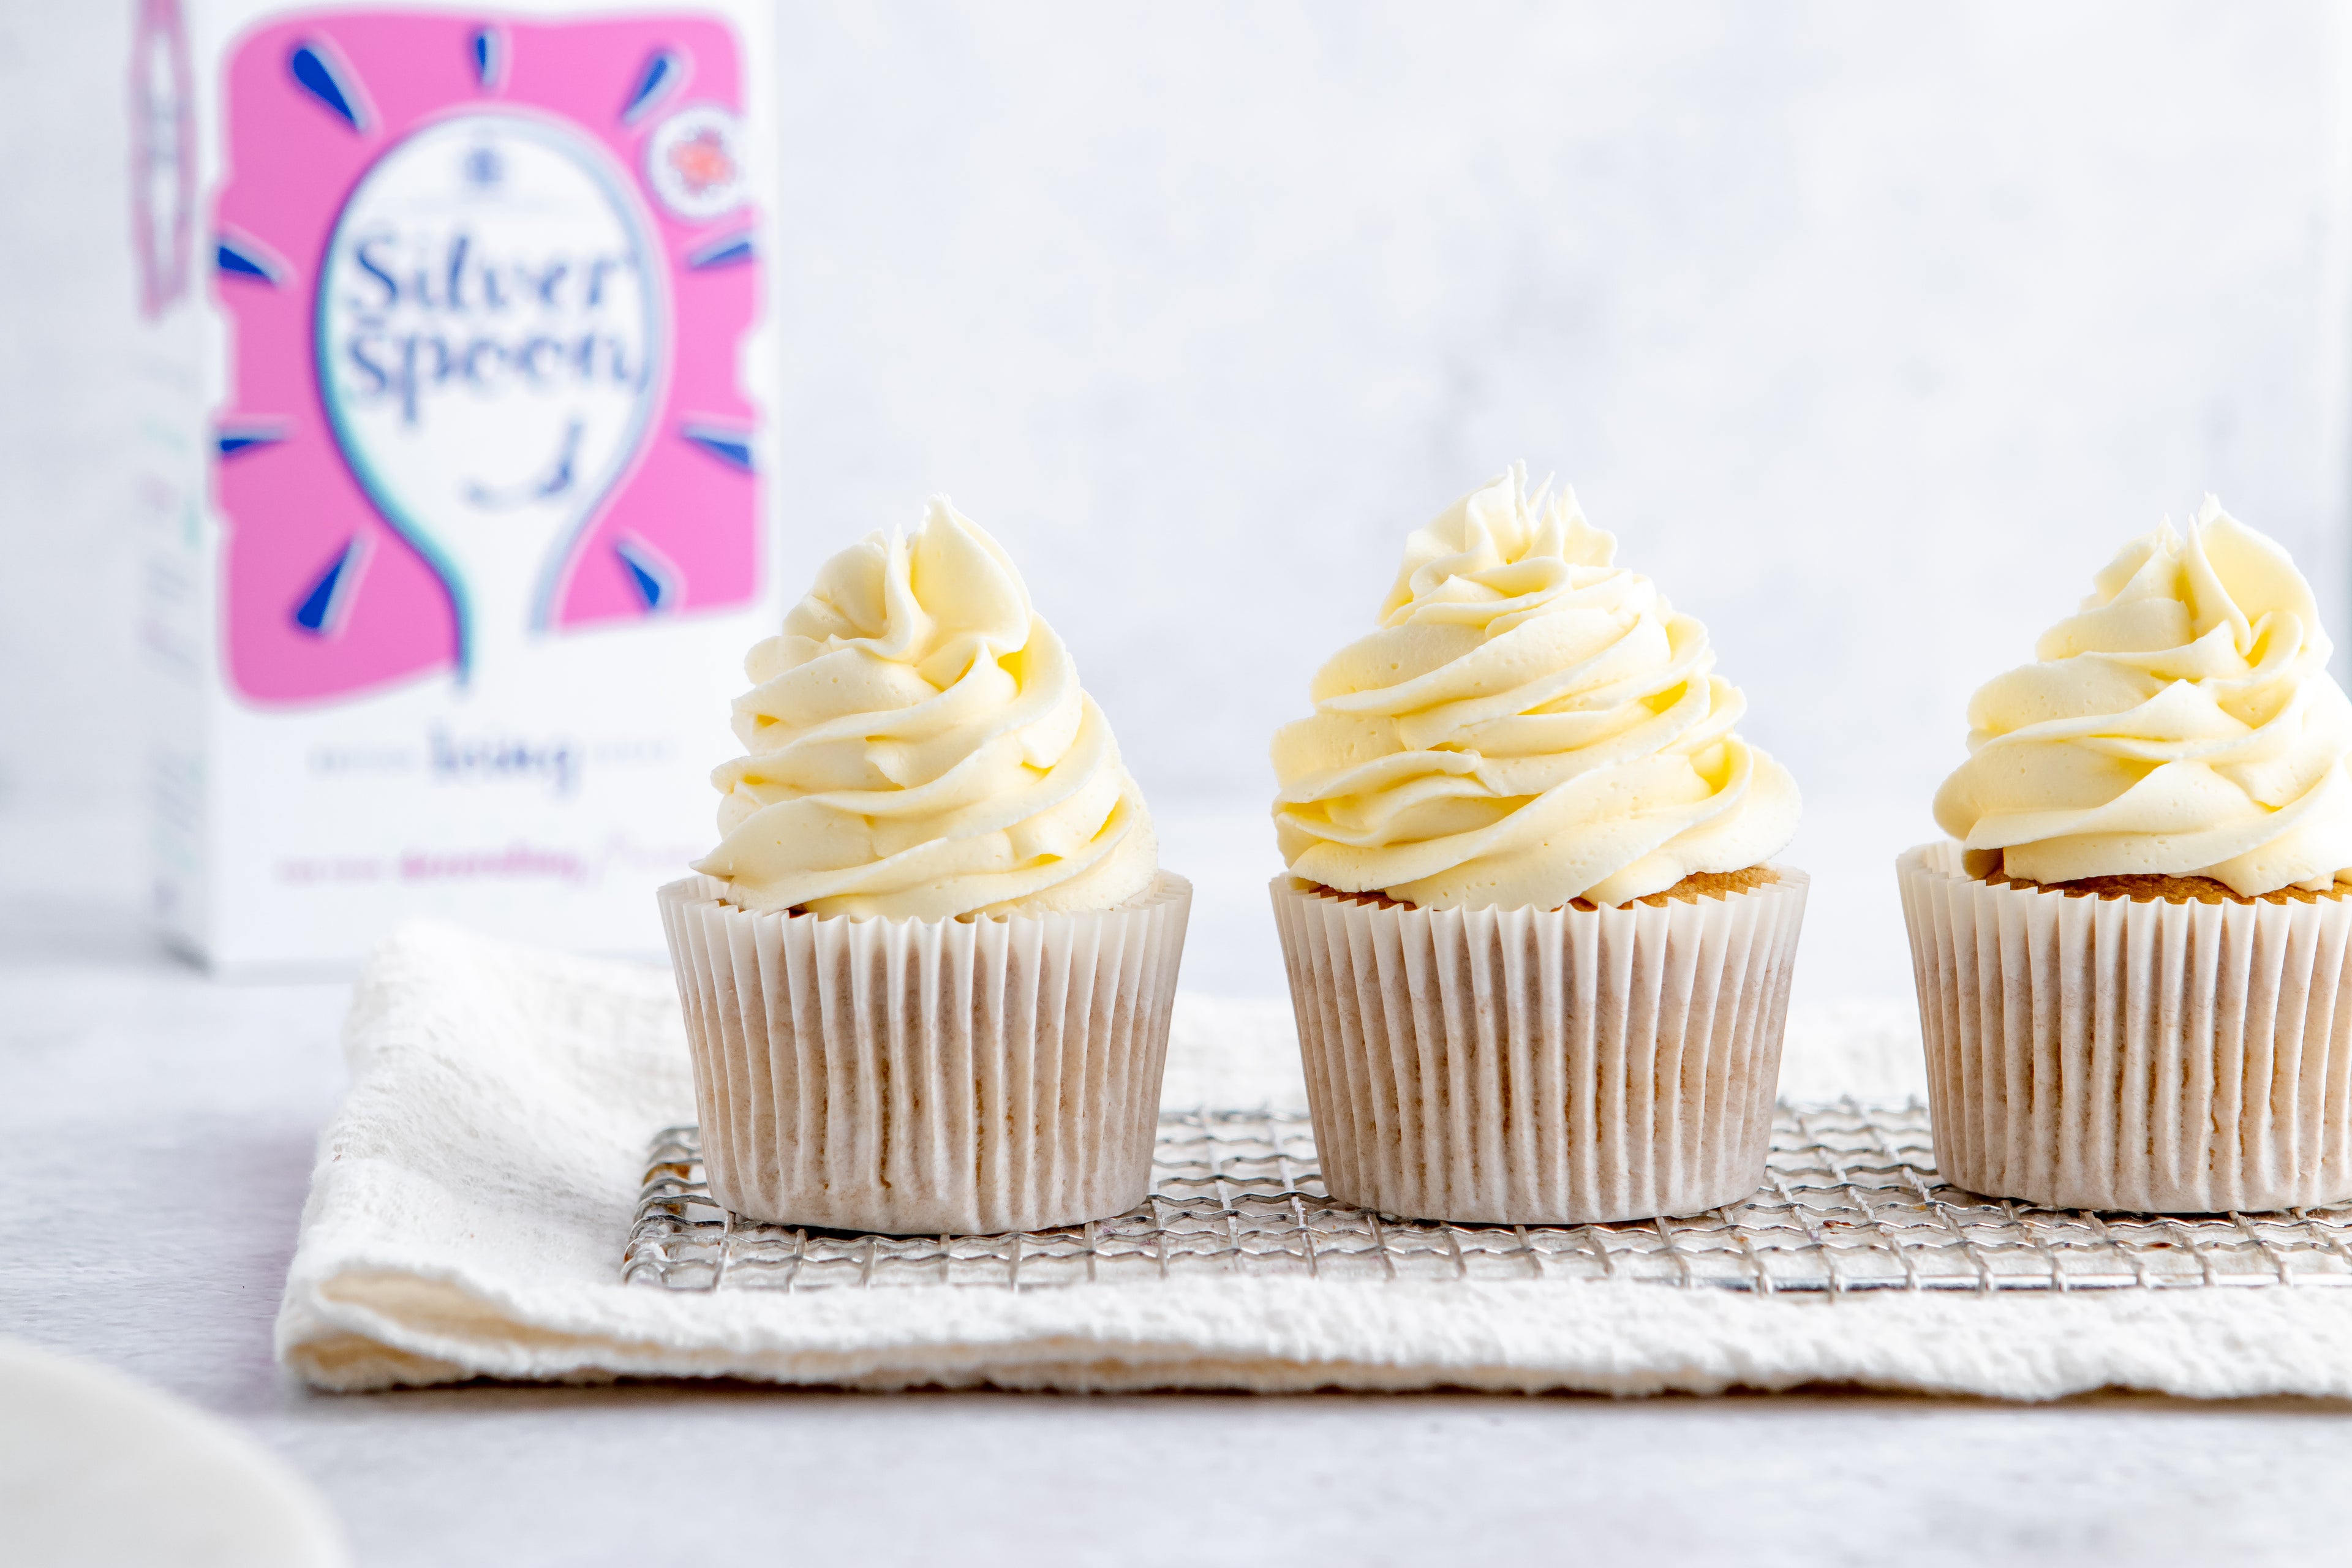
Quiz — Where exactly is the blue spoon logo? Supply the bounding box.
[315,113,664,687]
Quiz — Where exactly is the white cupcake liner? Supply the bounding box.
[1269,870,1808,1224]
[1898,841,2352,1213]
[657,872,1191,1234]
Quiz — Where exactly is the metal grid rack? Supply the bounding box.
[622,1103,2352,1295]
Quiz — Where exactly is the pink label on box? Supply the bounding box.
[213,8,761,704]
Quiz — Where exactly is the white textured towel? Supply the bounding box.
[277,923,2352,1399]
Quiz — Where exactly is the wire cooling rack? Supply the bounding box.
[621,1103,2352,1296]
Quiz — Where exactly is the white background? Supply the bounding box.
[11,9,2352,1565]
[10,4,2352,1006]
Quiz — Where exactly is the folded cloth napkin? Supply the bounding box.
[278,924,2352,1398]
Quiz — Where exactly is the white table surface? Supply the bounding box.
[7,815,2352,1567]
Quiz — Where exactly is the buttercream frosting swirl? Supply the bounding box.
[696,497,1156,919]
[1934,497,2352,895]
[1270,467,1800,909]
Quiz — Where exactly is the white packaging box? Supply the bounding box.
[130,0,782,974]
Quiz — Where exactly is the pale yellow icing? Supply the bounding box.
[1271,467,1800,908]
[1935,497,2352,895]
[696,497,1156,919]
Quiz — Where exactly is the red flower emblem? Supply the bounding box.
[666,129,733,197]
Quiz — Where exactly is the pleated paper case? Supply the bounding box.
[660,872,1191,1234]
[1271,871,1808,1224]
[1899,841,2352,1212]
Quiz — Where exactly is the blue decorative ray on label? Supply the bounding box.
[288,42,368,132]
[469,26,505,90]
[216,426,287,458]
[292,536,372,636]
[686,231,754,270]
[680,423,754,470]
[620,48,685,124]
[215,233,285,285]
[614,535,680,611]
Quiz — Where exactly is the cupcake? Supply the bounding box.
[1269,467,1806,1223]
[1904,497,2352,1212]
[658,497,1191,1234]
